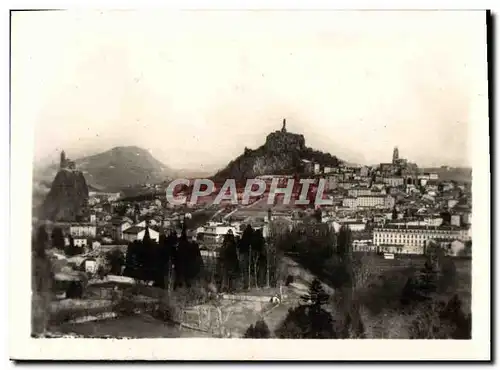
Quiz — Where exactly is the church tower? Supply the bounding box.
[392,146,399,164]
[60,150,66,169]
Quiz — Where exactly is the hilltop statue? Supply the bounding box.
[281,118,287,133]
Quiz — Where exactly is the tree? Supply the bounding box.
[301,278,329,308]
[105,248,125,276]
[32,224,54,335]
[440,211,452,226]
[65,236,79,257]
[276,305,336,339]
[250,228,266,288]
[174,223,204,288]
[335,225,354,309]
[409,296,471,339]
[51,227,65,250]
[244,319,271,338]
[154,232,176,289]
[391,207,398,221]
[217,230,241,292]
[123,240,145,281]
[66,281,84,298]
[33,225,49,258]
[238,225,254,289]
[313,208,322,223]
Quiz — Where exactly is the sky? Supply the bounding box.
[12,10,486,171]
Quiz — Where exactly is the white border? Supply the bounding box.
[7,4,491,361]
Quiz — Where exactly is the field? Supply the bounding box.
[54,315,209,338]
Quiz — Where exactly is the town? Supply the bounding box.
[31,122,472,339]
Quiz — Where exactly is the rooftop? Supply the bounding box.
[123,226,146,234]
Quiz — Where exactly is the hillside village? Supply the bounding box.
[32,120,472,339]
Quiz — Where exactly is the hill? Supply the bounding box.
[34,146,175,192]
[40,169,89,221]
[421,167,472,183]
[213,119,340,182]
[76,146,174,190]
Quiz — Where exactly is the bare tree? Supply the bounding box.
[253,252,260,289]
[352,252,377,291]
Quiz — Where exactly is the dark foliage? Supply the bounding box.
[301,278,329,308]
[276,305,336,339]
[409,294,471,339]
[64,236,80,257]
[66,281,84,298]
[105,248,125,275]
[51,227,65,250]
[244,319,272,338]
[217,230,241,291]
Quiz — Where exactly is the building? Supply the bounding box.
[332,221,366,233]
[360,166,369,178]
[69,223,97,238]
[357,195,395,209]
[301,159,314,174]
[73,238,88,247]
[451,214,462,227]
[123,227,160,243]
[200,224,240,248]
[314,163,321,174]
[352,239,376,252]
[110,218,133,241]
[428,239,466,257]
[392,146,399,164]
[342,197,357,209]
[373,225,471,254]
[382,177,405,187]
[341,195,394,209]
[348,187,373,197]
[83,258,98,274]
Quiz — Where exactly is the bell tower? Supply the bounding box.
[392,146,399,164]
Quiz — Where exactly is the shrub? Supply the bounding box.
[244,319,272,338]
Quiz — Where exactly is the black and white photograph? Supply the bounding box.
[9,7,490,361]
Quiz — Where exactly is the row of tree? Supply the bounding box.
[216,225,279,292]
[122,225,204,290]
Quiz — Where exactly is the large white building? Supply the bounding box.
[342,195,394,209]
[382,177,405,187]
[373,225,471,254]
[69,223,97,238]
[357,195,395,209]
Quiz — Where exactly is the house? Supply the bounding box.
[83,258,98,274]
[332,221,366,233]
[123,227,160,243]
[451,214,462,227]
[360,166,369,178]
[64,237,87,248]
[110,218,133,241]
[73,238,88,247]
[69,223,97,238]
